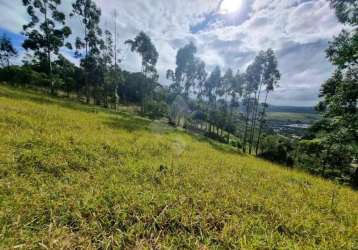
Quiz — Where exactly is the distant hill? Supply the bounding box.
[239,104,317,114]
[266,105,317,114]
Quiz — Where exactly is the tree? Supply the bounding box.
[125,32,159,112]
[219,68,234,102]
[101,29,123,108]
[22,0,72,94]
[306,0,358,182]
[125,32,158,77]
[229,70,243,115]
[195,60,207,101]
[71,0,103,103]
[329,0,357,26]
[0,34,17,68]
[53,54,76,97]
[167,42,201,98]
[246,51,266,154]
[111,9,121,108]
[204,66,221,133]
[255,49,280,154]
[244,50,280,154]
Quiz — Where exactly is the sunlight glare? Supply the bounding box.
[219,0,242,14]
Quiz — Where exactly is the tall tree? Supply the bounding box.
[71,0,103,103]
[245,50,280,154]
[111,9,121,108]
[167,42,200,99]
[53,54,76,97]
[255,49,280,155]
[230,70,243,115]
[205,66,221,133]
[125,32,159,112]
[0,34,17,68]
[195,60,207,102]
[125,31,158,77]
[304,0,358,180]
[245,51,266,153]
[22,0,72,94]
[205,66,221,107]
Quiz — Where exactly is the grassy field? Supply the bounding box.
[0,85,357,249]
[267,112,319,124]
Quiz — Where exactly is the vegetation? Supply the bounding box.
[0,0,357,246]
[0,34,17,68]
[298,0,358,184]
[0,85,357,249]
[266,112,319,124]
[0,0,356,185]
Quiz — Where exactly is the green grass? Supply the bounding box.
[267,112,320,123]
[0,85,357,249]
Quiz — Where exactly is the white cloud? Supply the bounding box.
[0,0,343,106]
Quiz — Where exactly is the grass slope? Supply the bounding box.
[0,85,357,249]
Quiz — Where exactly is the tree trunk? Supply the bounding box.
[242,97,251,153]
[249,80,264,154]
[44,1,54,95]
[255,91,269,155]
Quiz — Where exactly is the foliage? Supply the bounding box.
[125,32,159,77]
[0,34,17,68]
[304,0,358,183]
[259,135,295,166]
[71,0,103,103]
[143,99,168,119]
[167,42,206,98]
[22,0,72,94]
[0,65,51,87]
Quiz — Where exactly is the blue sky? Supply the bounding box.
[0,0,343,106]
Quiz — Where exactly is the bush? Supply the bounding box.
[0,66,51,88]
[144,100,168,119]
[259,135,295,166]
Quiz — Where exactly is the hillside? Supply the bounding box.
[0,85,357,249]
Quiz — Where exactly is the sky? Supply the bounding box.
[0,0,344,106]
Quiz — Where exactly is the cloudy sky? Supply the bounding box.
[0,0,343,106]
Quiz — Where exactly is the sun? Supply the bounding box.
[219,0,242,14]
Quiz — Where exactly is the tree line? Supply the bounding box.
[166,42,280,154]
[0,0,282,154]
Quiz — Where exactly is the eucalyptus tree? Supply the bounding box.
[204,66,221,133]
[205,66,221,107]
[125,32,159,112]
[100,30,115,107]
[255,49,280,155]
[101,29,123,109]
[0,34,17,68]
[329,0,357,26]
[230,70,243,115]
[305,0,358,181]
[195,60,207,102]
[53,54,76,97]
[220,68,234,101]
[111,9,121,108]
[22,0,72,94]
[242,90,256,152]
[245,52,265,153]
[245,50,280,154]
[125,31,159,78]
[71,0,103,103]
[167,42,200,98]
